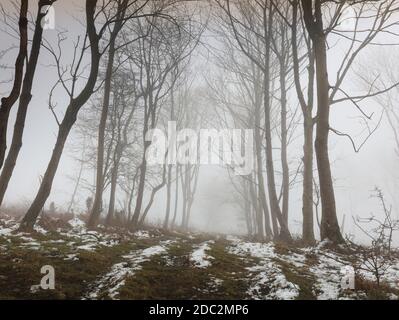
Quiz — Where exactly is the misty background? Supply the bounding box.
[0,0,397,243]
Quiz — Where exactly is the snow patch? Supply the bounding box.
[76,242,97,252]
[133,230,151,239]
[64,253,79,261]
[68,217,86,231]
[228,241,299,300]
[34,225,48,235]
[190,240,215,268]
[85,240,173,300]
[0,227,15,236]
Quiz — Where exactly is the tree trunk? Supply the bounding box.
[127,168,139,222]
[171,165,179,228]
[130,147,149,227]
[302,116,316,243]
[253,68,271,240]
[163,82,175,230]
[19,0,100,232]
[244,180,253,236]
[139,164,167,226]
[248,175,261,238]
[254,125,270,239]
[20,115,77,230]
[163,164,172,229]
[0,1,48,206]
[279,53,289,226]
[301,0,344,244]
[88,24,118,228]
[291,0,316,244]
[185,194,194,231]
[313,34,343,243]
[263,7,291,242]
[180,165,190,230]
[67,153,85,214]
[105,158,119,226]
[0,0,28,169]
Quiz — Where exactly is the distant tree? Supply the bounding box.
[86,196,93,213]
[88,0,134,229]
[48,201,56,215]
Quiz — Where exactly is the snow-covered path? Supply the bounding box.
[85,240,175,299]
[190,240,215,268]
[1,217,398,300]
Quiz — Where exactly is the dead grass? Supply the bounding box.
[118,239,253,299]
[0,224,397,300]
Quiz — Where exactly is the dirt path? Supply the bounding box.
[0,219,398,300]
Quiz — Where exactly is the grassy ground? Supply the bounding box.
[119,239,252,299]
[0,221,398,300]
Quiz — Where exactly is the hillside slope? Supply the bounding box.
[0,217,398,300]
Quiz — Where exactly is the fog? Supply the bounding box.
[0,0,398,245]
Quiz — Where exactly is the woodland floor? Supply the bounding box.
[0,216,398,300]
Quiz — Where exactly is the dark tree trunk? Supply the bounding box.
[88,11,122,228]
[313,34,343,243]
[0,1,49,206]
[19,0,100,232]
[302,115,316,243]
[301,0,344,244]
[0,0,28,169]
[20,116,76,230]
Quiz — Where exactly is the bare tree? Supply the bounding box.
[301,0,399,244]
[129,5,200,228]
[290,0,316,244]
[215,0,292,241]
[88,0,131,228]
[0,0,28,169]
[0,0,55,206]
[105,69,138,225]
[19,0,104,231]
[300,0,344,243]
[352,188,399,286]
